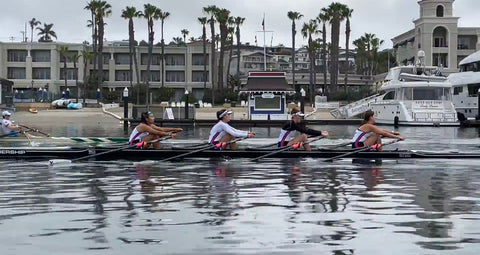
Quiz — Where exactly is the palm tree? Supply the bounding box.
[215,8,231,90]
[226,24,235,89]
[203,5,218,103]
[95,1,112,90]
[198,17,208,89]
[71,53,81,103]
[287,11,303,91]
[342,7,353,95]
[181,29,189,44]
[80,50,93,103]
[29,18,41,43]
[371,37,384,75]
[121,6,142,93]
[323,2,348,95]
[57,46,69,95]
[142,4,160,108]
[159,10,170,88]
[233,16,245,82]
[84,1,99,79]
[317,11,329,96]
[37,23,57,42]
[301,19,319,103]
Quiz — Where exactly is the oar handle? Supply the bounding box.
[19,125,50,137]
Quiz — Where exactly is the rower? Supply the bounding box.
[1,111,22,137]
[129,111,182,149]
[209,109,255,150]
[352,110,404,151]
[278,107,329,151]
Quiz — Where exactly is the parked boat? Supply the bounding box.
[447,50,480,121]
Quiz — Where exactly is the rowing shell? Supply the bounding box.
[1,146,479,160]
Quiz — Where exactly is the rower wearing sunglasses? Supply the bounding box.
[277,107,329,151]
[129,111,183,149]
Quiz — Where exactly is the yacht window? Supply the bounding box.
[453,86,463,95]
[403,88,413,100]
[412,88,445,100]
[467,83,480,97]
[383,91,395,100]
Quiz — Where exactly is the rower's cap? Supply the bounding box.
[217,109,233,120]
[2,111,11,116]
[290,108,304,117]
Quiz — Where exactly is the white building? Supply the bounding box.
[392,0,480,73]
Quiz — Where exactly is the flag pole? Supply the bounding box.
[263,13,266,71]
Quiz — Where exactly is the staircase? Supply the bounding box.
[330,94,381,119]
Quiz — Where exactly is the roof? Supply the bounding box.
[459,50,480,66]
[240,72,294,93]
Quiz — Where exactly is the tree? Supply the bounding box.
[214,8,231,90]
[198,17,208,89]
[159,10,170,88]
[233,16,245,81]
[317,11,329,96]
[37,23,57,42]
[29,18,41,43]
[181,29,189,44]
[342,7,353,94]
[142,4,160,108]
[203,5,218,104]
[226,23,235,88]
[71,53,81,103]
[323,2,348,95]
[95,1,112,90]
[121,6,142,98]
[84,1,100,80]
[301,19,319,103]
[287,11,303,92]
[57,46,69,95]
[80,50,93,103]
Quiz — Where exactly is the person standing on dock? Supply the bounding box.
[278,107,329,151]
[129,111,183,149]
[1,111,22,137]
[352,110,404,151]
[209,109,255,150]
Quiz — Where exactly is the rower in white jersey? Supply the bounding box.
[129,111,183,149]
[352,110,405,151]
[208,109,255,150]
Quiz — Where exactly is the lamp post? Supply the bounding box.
[300,88,306,114]
[123,87,129,132]
[31,80,34,101]
[184,89,189,120]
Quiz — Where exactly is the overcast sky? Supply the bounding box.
[0,0,478,49]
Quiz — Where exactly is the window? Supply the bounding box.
[165,71,185,82]
[433,53,448,68]
[33,68,51,79]
[192,54,209,66]
[453,86,463,95]
[7,50,27,62]
[141,71,161,82]
[115,70,131,81]
[32,50,51,62]
[383,91,395,100]
[60,68,77,80]
[412,88,447,100]
[7,67,26,79]
[115,54,131,65]
[192,71,209,82]
[141,54,161,65]
[89,70,109,81]
[436,5,444,17]
[254,96,281,110]
[165,54,185,66]
[467,83,480,97]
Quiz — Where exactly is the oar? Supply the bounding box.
[159,137,249,162]
[321,139,402,162]
[321,141,353,150]
[19,125,50,137]
[49,135,174,166]
[251,136,325,161]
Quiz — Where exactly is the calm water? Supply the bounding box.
[1,125,480,254]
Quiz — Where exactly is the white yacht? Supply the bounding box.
[447,51,480,121]
[371,65,458,126]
